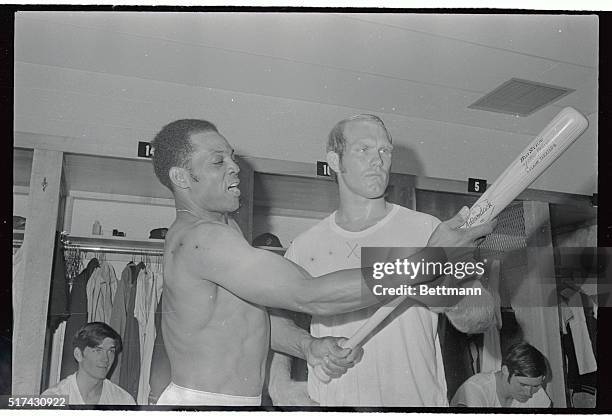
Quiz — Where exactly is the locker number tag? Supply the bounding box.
[468,178,487,193]
[138,141,154,158]
[317,161,331,177]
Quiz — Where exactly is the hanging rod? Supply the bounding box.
[61,232,164,256]
[63,244,164,256]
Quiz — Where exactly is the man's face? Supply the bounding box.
[76,337,117,381]
[336,119,393,200]
[186,131,241,214]
[507,373,545,403]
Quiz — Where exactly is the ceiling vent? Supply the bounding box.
[469,78,574,117]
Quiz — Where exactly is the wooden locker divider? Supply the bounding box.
[13,149,64,395]
[514,200,566,407]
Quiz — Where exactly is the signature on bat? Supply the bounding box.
[522,143,557,173]
[466,199,495,227]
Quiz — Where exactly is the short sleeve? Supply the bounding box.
[451,380,490,407]
[41,386,59,396]
[284,241,298,263]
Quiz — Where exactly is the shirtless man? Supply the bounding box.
[149,118,494,405]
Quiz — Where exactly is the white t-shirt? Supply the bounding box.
[450,372,551,407]
[286,203,447,406]
[42,372,135,405]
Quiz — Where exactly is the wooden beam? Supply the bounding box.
[13,185,30,196]
[13,149,63,395]
[513,201,566,407]
[68,190,175,207]
[415,176,593,207]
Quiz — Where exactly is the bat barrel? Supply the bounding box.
[464,107,588,228]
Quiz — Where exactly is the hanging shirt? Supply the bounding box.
[61,258,99,379]
[149,295,171,403]
[109,264,133,384]
[134,268,153,358]
[119,264,141,401]
[48,232,70,332]
[288,204,448,406]
[86,261,118,324]
[42,372,135,405]
[560,296,597,375]
[136,267,164,404]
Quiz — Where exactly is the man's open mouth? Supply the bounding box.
[227,181,241,196]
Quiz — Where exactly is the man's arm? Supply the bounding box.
[268,310,313,406]
[436,260,501,334]
[268,309,363,405]
[270,311,361,374]
[184,208,495,315]
[186,224,446,315]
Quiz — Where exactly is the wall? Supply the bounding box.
[69,199,174,240]
[253,213,321,249]
[13,194,29,218]
[14,66,597,196]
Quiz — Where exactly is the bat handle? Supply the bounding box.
[312,296,406,384]
[312,337,350,384]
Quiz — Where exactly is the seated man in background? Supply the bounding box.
[42,322,135,405]
[451,341,550,408]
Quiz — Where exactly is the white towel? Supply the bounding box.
[481,260,502,373]
[567,305,597,375]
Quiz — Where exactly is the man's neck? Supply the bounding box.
[175,201,226,223]
[75,370,104,404]
[335,193,390,232]
[494,371,512,407]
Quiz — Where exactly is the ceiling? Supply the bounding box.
[13,11,598,195]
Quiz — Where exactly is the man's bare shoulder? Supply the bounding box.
[179,220,247,248]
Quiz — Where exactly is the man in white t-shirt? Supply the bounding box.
[42,322,135,405]
[451,341,551,407]
[268,114,497,406]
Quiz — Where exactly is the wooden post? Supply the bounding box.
[13,149,63,395]
[513,200,566,407]
[387,173,416,210]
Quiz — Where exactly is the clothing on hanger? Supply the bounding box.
[149,295,171,404]
[86,261,118,324]
[136,266,164,404]
[119,263,141,401]
[560,295,597,376]
[48,232,70,332]
[60,258,99,379]
[109,263,134,384]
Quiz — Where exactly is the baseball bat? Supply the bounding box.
[313,107,588,383]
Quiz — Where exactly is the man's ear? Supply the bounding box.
[501,365,509,378]
[169,167,190,189]
[326,151,341,174]
[74,347,83,363]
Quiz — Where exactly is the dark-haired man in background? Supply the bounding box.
[451,341,550,407]
[42,322,135,405]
